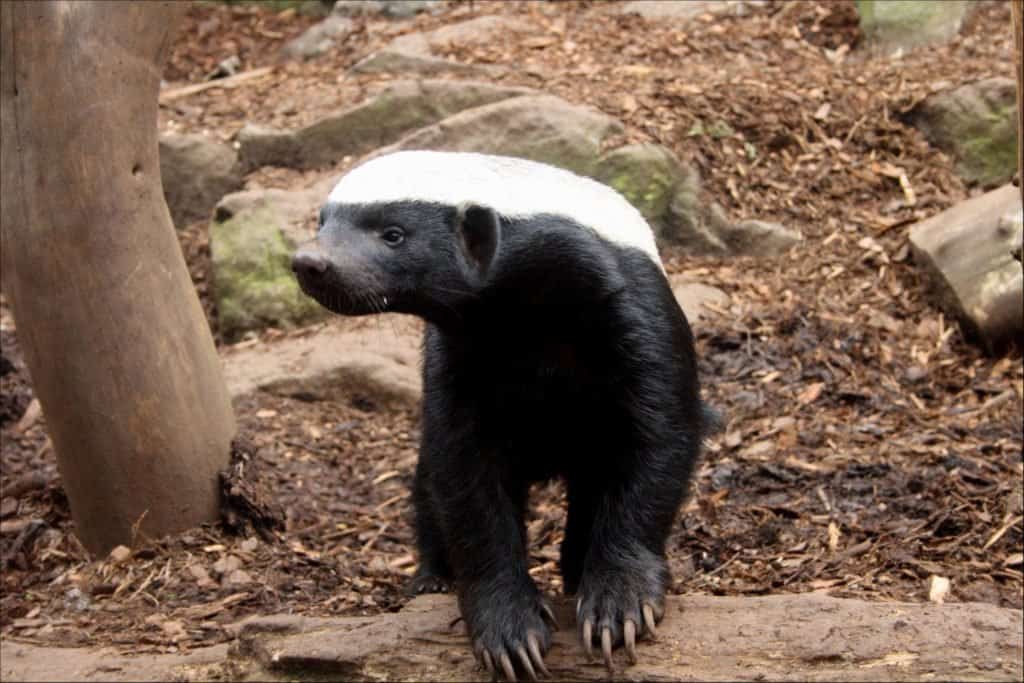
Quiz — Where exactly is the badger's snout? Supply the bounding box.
[292,245,328,287]
[291,242,384,316]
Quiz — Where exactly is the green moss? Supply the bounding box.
[857,0,971,50]
[594,144,682,230]
[211,203,326,340]
[955,105,1018,187]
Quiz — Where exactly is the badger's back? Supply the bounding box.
[327,151,662,267]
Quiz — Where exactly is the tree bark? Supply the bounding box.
[1012,0,1022,207]
[0,1,236,555]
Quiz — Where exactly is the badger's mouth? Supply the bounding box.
[292,255,390,317]
[297,277,391,317]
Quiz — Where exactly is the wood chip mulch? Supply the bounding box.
[1,0,1021,656]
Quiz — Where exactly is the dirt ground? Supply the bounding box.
[1,0,1022,658]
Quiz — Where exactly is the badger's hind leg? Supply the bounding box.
[407,464,453,595]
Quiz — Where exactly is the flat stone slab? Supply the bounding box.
[2,594,1020,681]
[221,317,423,408]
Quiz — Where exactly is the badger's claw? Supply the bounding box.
[468,593,553,681]
[642,603,658,638]
[576,553,669,670]
[499,651,516,682]
[601,626,613,670]
[527,632,550,677]
[623,619,638,664]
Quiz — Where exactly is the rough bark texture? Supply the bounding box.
[1,594,1021,681]
[0,1,236,555]
[1013,0,1023,205]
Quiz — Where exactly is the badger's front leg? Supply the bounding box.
[571,454,688,670]
[432,463,555,681]
[572,384,701,669]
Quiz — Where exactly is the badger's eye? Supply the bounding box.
[381,227,405,246]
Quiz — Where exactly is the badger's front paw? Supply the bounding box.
[463,588,557,681]
[576,550,669,670]
[405,568,451,596]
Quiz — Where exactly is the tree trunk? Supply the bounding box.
[0,1,236,555]
[1013,0,1022,207]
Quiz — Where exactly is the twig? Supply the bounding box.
[159,67,273,103]
[983,515,1023,551]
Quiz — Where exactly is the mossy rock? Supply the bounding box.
[593,143,684,236]
[856,0,972,53]
[210,201,327,340]
[905,78,1018,188]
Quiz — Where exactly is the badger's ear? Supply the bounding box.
[454,202,501,282]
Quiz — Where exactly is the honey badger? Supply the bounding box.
[292,151,710,679]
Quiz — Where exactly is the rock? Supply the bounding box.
[158,133,242,227]
[237,80,533,171]
[207,55,241,80]
[221,320,423,408]
[384,15,535,57]
[212,554,242,577]
[296,0,331,18]
[63,587,91,612]
[349,49,501,78]
[909,184,1022,353]
[904,77,1018,188]
[386,100,791,256]
[243,593,1023,682]
[593,143,689,239]
[222,569,254,587]
[349,14,533,78]
[188,565,216,589]
[107,545,131,564]
[856,0,973,54]
[2,594,1021,681]
[209,183,332,340]
[0,640,232,682]
[388,95,624,176]
[722,218,803,255]
[670,278,730,322]
[332,0,439,18]
[663,171,730,254]
[617,0,765,20]
[281,14,354,61]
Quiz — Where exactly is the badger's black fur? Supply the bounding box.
[293,152,707,678]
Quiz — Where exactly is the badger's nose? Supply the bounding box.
[292,247,328,282]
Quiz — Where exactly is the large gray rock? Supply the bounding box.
[11,593,1012,682]
[158,133,242,228]
[856,0,973,54]
[222,319,422,407]
[237,80,533,171]
[388,95,624,176]
[332,0,440,18]
[210,182,333,340]
[593,143,689,240]
[904,78,1018,188]
[617,0,765,20]
[281,14,354,61]
[350,14,532,78]
[349,48,502,78]
[385,14,535,57]
[909,184,1022,354]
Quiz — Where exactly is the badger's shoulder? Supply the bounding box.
[327,151,662,267]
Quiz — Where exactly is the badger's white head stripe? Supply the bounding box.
[327,151,662,266]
